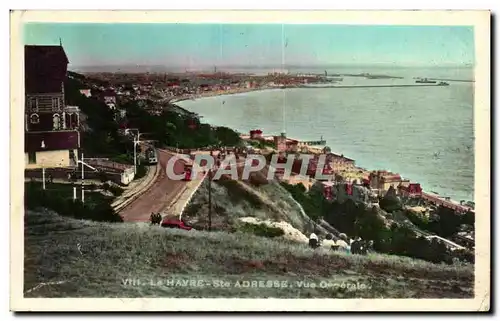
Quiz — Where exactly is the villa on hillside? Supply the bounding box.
[368,170,409,194]
[79,89,92,98]
[24,44,80,169]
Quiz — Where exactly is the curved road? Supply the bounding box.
[119,149,188,222]
[119,151,264,222]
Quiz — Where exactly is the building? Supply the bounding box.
[285,138,299,152]
[271,133,300,153]
[329,153,356,172]
[368,170,403,194]
[24,45,80,169]
[102,90,117,105]
[79,89,92,98]
[290,154,332,178]
[274,132,288,153]
[398,182,422,197]
[249,129,263,140]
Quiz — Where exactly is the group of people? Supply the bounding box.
[308,231,374,255]
[150,212,163,225]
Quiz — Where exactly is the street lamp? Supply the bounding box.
[77,152,98,203]
[125,128,144,175]
[207,150,216,232]
[40,140,46,190]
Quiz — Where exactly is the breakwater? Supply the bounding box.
[298,84,449,89]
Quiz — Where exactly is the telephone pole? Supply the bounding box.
[208,165,212,231]
[77,152,98,203]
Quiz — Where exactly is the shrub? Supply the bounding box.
[135,163,147,179]
[25,184,123,223]
[239,223,285,238]
[98,171,109,183]
[101,183,124,196]
[108,185,124,196]
[451,248,475,264]
[111,154,133,165]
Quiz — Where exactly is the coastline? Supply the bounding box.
[174,88,473,205]
[169,86,280,104]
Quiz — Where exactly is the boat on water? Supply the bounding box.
[437,81,450,86]
[415,78,437,84]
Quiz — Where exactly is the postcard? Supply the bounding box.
[10,10,490,312]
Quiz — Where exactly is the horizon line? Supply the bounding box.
[69,62,475,69]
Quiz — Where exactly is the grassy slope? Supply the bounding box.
[183,164,319,234]
[183,178,314,232]
[24,210,473,298]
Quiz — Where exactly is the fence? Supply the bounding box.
[25,167,123,185]
[85,159,133,172]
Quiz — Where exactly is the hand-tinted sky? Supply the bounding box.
[23,23,474,68]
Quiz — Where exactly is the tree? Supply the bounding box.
[354,206,388,243]
[379,186,403,213]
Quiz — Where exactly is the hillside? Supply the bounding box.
[182,165,322,237]
[24,209,473,298]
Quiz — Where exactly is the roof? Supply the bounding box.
[25,45,69,94]
[25,131,79,152]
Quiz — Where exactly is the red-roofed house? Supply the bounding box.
[79,89,92,98]
[369,170,403,193]
[398,183,423,197]
[24,45,80,169]
[249,129,263,140]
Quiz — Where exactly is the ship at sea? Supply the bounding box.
[415,78,437,84]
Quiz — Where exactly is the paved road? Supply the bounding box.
[119,151,269,222]
[118,150,189,222]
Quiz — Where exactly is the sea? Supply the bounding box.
[177,66,475,202]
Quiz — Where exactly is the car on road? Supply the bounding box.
[183,164,193,181]
[161,218,193,231]
[146,148,158,165]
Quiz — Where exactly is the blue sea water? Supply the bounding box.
[178,67,474,202]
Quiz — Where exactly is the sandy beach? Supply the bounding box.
[169,86,280,104]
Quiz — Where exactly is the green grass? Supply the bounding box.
[238,222,285,238]
[25,182,113,206]
[25,182,122,222]
[24,209,473,298]
[182,177,313,233]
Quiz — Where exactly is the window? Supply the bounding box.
[28,152,36,164]
[52,98,60,111]
[53,114,61,130]
[29,113,39,124]
[28,98,38,111]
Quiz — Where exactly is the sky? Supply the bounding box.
[23,23,475,69]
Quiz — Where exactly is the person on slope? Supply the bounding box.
[309,232,319,249]
[321,233,337,251]
[336,233,351,253]
[351,237,366,255]
[366,240,375,254]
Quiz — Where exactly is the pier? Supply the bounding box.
[298,139,327,146]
